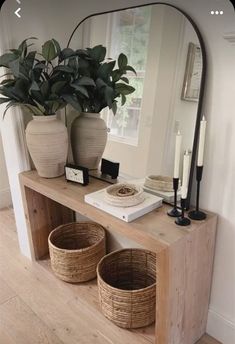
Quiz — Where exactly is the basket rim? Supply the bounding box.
[48,221,105,253]
[97,248,156,294]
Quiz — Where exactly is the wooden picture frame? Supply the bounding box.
[181,42,202,102]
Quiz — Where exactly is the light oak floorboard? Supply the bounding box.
[0,207,221,344]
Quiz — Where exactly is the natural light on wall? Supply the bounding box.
[103,7,151,146]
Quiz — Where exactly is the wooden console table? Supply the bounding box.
[19,170,217,344]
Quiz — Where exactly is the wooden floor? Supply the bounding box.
[0,207,222,344]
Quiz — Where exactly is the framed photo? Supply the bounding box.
[181,42,202,102]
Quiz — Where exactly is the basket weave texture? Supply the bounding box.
[48,222,106,283]
[145,175,174,191]
[97,248,156,329]
[104,183,145,207]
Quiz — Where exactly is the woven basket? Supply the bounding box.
[145,175,174,192]
[97,248,156,329]
[48,222,106,283]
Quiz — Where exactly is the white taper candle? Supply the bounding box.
[173,130,182,178]
[181,150,190,199]
[197,116,207,166]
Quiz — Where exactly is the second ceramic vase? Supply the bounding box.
[71,112,108,170]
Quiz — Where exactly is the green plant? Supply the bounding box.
[0,38,80,117]
[0,39,136,117]
[63,45,136,114]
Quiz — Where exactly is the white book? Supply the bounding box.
[85,188,163,223]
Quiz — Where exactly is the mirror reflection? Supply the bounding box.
[69,4,203,202]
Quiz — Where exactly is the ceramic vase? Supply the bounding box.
[71,112,107,170]
[25,115,68,178]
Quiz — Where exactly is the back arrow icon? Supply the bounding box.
[15,8,21,18]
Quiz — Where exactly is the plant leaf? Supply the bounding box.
[111,69,122,82]
[9,58,20,77]
[0,53,18,68]
[124,65,137,75]
[96,78,107,89]
[76,76,96,87]
[112,101,117,115]
[40,80,50,98]
[105,86,114,108]
[62,94,81,112]
[97,61,115,79]
[0,97,10,104]
[121,94,126,106]
[71,84,89,97]
[88,45,106,62]
[53,65,74,73]
[115,83,135,95]
[52,39,61,56]
[42,40,57,61]
[118,53,128,70]
[12,79,29,100]
[59,48,75,62]
[120,77,129,84]
[51,80,67,94]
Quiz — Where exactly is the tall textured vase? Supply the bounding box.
[71,112,108,170]
[25,115,68,178]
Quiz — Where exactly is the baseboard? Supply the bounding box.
[207,307,235,344]
[0,188,12,209]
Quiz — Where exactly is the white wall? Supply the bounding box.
[0,133,11,208]
[0,1,234,343]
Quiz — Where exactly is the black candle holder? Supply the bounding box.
[188,166,207,220]
[175,198,191,226]
[167,178,181,217]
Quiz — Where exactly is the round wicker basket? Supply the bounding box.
[48,222,106,283]
[97,248,156,329]
[104,183,145,207]
[145,175,175,192]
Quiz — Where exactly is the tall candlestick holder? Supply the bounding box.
[167,178,181,217]
[175,198,191,226]
[188,166,207,220]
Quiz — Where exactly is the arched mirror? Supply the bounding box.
[67,3,206,208]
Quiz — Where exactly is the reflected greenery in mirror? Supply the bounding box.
[67,3,206,207]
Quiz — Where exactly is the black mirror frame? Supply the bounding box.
[67,2,207,209]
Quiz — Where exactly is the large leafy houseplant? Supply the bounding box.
[61,44,136,114]
[0,37,81,117]
[0,37,80,178]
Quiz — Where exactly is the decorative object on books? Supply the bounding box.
[97,248,156,329]
[85,187,162,222]
[70,45,136,169]
[104,183,144,207]
[144,175,177,192]
[65,163,89,185]
[48,222,106,283]
[101,158,120,179]
[189,116,207,220]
